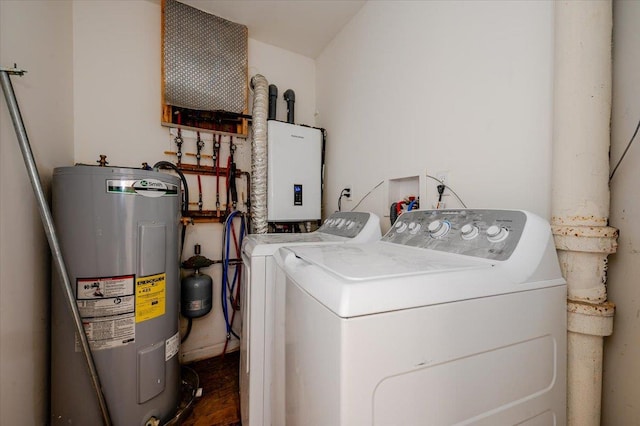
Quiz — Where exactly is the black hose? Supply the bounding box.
[284,89,295,124]
[153,161,194,346]
[268,84,278,120]
[181,317,193,343]
[153,161,189,255]
[229,163,238,208]
[390,202,399,226]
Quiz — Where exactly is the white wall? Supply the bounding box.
[316,1,554,232]
[0,1,74,424]
[603,1,640,423]
[72,0,316,362]
[73,0,167,168]
[249,38,316,127]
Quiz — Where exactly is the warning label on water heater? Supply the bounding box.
[135,273,166,323]
[79,313,136,351]
[75,275,136,351]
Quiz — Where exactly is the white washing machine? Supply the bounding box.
[240,211,381,426]
[276,209,566,426]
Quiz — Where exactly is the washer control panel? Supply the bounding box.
[318,211,374,238]
[383,209,527,261]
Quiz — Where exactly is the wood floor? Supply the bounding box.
[181,350,241,426]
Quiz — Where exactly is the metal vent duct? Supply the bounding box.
[163,0,248,113]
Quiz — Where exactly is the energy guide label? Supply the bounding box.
[136,273,166,323]
[75,275,136,351]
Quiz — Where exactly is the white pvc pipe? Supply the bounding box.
[567,332,604,425]
[552,0,612,229]
[566,299,614,425]
[551,2,616,426]
[250,74,269,234]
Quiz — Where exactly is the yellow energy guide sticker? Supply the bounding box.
[136,273,166,322]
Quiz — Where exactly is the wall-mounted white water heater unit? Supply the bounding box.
[51,165,181,425]
[267,120,322,222]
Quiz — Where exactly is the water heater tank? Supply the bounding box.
[51,165,181,425]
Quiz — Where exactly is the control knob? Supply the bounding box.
[486,225,509,242]
[408,222,421,235]
[460,223,479,240]
[395,221,408,233]
[427,220,450,238]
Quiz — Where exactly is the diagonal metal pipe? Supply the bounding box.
[0,67,112,426]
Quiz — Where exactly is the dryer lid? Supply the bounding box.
[243,232,348,257]
[243,211,381,256]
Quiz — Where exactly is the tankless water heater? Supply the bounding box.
[267,120,322,222]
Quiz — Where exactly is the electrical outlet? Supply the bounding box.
[436,171,449,185]
[344,185,352,198]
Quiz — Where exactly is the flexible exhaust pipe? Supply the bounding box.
[250,74,269,234]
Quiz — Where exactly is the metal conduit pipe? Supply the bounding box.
[250,74,269,234]
[0,68,112,425]
[551,2,617,425]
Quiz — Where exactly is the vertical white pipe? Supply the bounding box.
[553,1,612,231]
[250,74,269,234]
[566,301,614,425]
[552,2,616,425]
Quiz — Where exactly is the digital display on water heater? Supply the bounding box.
[294,184,303,205]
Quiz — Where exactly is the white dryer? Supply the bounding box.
[276,209,566,426]
[240,211,381,426]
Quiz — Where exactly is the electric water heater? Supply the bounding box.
[51,165,181,425]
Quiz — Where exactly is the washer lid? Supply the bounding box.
[277,241,518,318]
[283,241,491,281]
